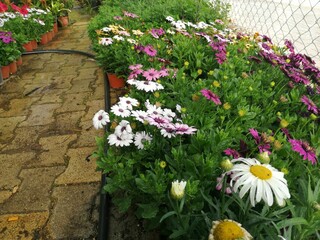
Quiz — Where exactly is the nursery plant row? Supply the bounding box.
[88,0,320,239]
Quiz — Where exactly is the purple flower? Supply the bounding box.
[285,39,295,54]
[143,45,157,57]
[200,89,221,105]
[289,139,317,165]
[301,95,319,114]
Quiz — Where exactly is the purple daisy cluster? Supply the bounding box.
[200,89,221,105]
[150,28,166,38]
[0,31,14,44]
[209,35,228,64]
[134,44,157,57]
[224,127,317,165]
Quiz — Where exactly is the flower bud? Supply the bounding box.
[270,81,275,87]
[154,92,160,98]
[223,102,231,110]
[170,180,187,200]
[238,109,246,117]
[213,80,220,87]
[197,69,203,75]
[281,168,289,175]
[220,159,233,171]
[208,70,214,75]
[258,152,270,164]
[192,94,200,101]
[160,161,166,168]
[310,114,317,120]
[273,140,282,150]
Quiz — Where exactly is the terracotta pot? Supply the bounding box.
[31,39,38,50]
[1,65,10,79]
[59,16,69,27]
[9,61,17,74]
[53,22,58,33]
[40,34,48,45]
[23,41,33,52]
[107,73,126,88]
[47,31,53,42]
[16,56,23,66]
[50,30,55,39]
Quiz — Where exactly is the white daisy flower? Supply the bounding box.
[127,38,137,44]
[99,37,113,45]
[102,27,111,32]
[0,19,5,27]
[176,104,182,113]
[228,158,291,207]
[208,219,252,240]
[170,180,187,200]
[113,35,124,41]
[197,21,209,29]
[111,104,131,118]
[114,120,132,135]
[160,123,176,138]
[134,131,152,149]
[131,110,148,123]
[135,80,164,92]
[166,16,174,22]
[146,103,163,116]
[118,30,130,36]
[166,29,175,35]
[107,132,133,147]
[118,97,139,110]
[92,110,110,129]
[162,108,176,120]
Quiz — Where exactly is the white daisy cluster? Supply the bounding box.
[95,97,197,148]
[98,24,140,46]
[127,79,164,92]
[165,15,217,31]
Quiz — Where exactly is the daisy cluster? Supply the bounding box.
[93,96,197,148]
[127,64,169,92]
[98,24,138,46]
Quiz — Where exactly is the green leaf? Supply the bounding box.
[276,217,308,229]
[137,203,159,219]
[160,211,176,223]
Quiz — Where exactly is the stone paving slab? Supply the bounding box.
[0,166,65,213]
[55,147,100,184]
[46,183,99,239]
[0,212,49,240]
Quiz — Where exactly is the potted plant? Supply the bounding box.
[48,0,71,27]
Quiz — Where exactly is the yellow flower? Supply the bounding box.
[154,92,160,98]
[238,109,246,117]
[280,119,289,128]
[197,69,203,75]
[213,81,220,87]
[160,161,166,168]
[223,102,231,110]
[208,219,252,240]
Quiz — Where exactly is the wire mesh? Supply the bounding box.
[222,0,320,66]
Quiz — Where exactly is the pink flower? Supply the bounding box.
[174,123,197,135]
[249,128,261,144]
[159,68,169,77]
[129,64,143,70]
[301,95,319,114]
[289,139,317,164]
[200,89,221,105]
[123,11,139,18]
[128,69,143,79]
[143,68,161,81]
[143,45,157,57]
[224,148,240,159]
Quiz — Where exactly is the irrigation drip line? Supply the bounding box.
[21,49,110,240]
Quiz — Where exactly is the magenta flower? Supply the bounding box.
[249,128,261,144]
[301,95,319,114]
[143,45,157,57]
[158,68,169,77]
[143,68,161,81]
[113,16,123,20]
[224,148,240,159]
[123,11,139,18]
[200,89,221,105]
[289,139,317,164]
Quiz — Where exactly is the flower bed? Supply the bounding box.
[90,0,320,239]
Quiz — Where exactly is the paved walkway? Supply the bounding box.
[0,8,110,240]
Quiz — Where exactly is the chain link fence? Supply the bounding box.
[221,0,320,66]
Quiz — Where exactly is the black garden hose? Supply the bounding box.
[22,49,110,240]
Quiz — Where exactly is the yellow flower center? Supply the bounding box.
[213,221,244,240]
[250,165,272,180]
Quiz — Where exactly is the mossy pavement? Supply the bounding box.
[0,8,126,240]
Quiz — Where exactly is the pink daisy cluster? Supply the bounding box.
[209,36,228,64]
[127,64,170,92]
